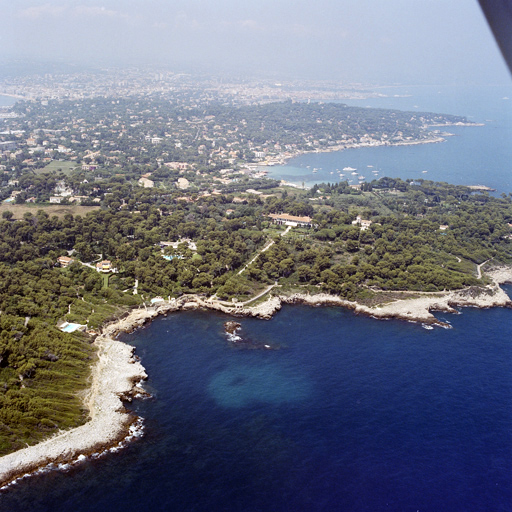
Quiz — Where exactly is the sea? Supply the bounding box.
[264,84,512,194]
[1,85,512,512]
[0,95,16,108]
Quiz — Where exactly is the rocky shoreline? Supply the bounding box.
[1,266,511,488]
[240,267,512,326]
[0,309,154,489]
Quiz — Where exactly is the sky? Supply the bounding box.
[0,0,510,85]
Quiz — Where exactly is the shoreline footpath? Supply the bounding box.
[1,266,511,488]
[217,266,512,327]
[0,308,159,489]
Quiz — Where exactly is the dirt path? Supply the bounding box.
[476,259,491,279]
[240,283,277,306]
[0,310,151,488]
[237,239,275,275]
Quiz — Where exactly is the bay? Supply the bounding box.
[0,95,17,107]
[264,85,512,194]
[2,300,512,511]
[1,84,512,511]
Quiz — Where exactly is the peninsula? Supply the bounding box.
[0,71,511,488]
[2,257,512,488]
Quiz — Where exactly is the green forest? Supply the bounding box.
[0,175,512,454]
[0,92,508,456]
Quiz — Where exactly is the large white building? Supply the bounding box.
[268,213,313,227]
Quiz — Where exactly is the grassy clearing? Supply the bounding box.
[39,161,80,175]
[263,226,288,238]
[0,204,100,220]
[79,299,127,330]
[242,284,277,306]
[268,185,309,197]
[271,282,322,297]
[359,290,431,308]
[282,227,313,241]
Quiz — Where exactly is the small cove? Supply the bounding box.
[2,300,512,511]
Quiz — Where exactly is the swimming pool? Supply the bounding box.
[60,322,84,333]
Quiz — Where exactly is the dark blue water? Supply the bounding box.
[266,85,512,193]
[2,297,512,512]
[2,85,512,511]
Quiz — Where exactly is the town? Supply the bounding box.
[0,70,469,207]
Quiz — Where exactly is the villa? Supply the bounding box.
[96,260,112,272]
[160,239,197,251]
[352,216,373,230]
[268,213,313,227]
[58,256,74,267]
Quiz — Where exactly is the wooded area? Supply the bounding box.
[0,93,508,455]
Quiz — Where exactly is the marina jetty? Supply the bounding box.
[467,185,497,192]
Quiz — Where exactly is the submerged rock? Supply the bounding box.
[224,321,241,335]
[223,321,277,350]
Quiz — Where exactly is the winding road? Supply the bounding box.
[237,225,292,276]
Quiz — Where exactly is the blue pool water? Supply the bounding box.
[60,323,83,333]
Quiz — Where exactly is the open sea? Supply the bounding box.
[1,85,512,511]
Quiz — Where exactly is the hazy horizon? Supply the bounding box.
[0,0,511,85]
